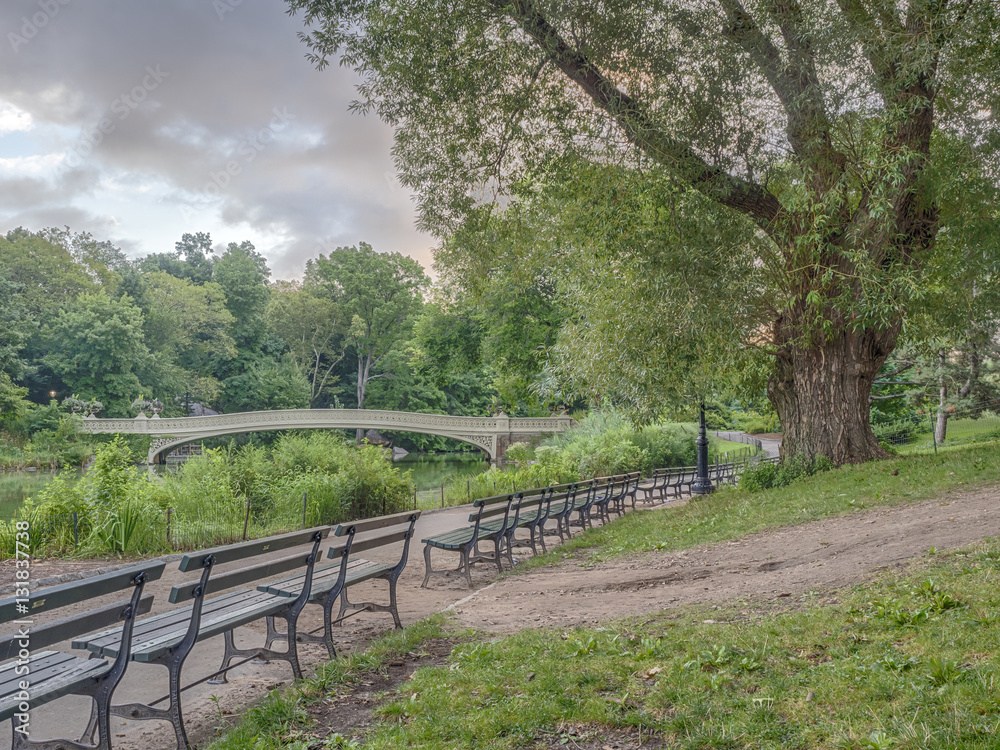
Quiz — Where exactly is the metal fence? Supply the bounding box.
[871,399,1000,451]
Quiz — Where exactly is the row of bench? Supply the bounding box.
[0,511,420,750]
[1,457,763,748]
[420,472,643,587]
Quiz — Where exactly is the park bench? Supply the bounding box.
[421,493,519,588]
[507,488,563,556]
[74,526,328,750]
[543,482,586,540]
[0,560,165,750]
[563,479,602,533]
[591,475,627,523]
[638,468,670,503]
[621,471,642,510]
[257,510,420,657]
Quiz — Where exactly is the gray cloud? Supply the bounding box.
[0,0,433,276]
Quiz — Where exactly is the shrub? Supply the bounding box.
[504,442,533,464]
[739,455,834,492]
[871,417,919,446]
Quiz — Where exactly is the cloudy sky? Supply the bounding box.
[0,0,432,278]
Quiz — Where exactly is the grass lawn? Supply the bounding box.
[895,416,1000,454]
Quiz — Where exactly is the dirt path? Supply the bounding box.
[9,482,1000,749]
[449,483,1000,633]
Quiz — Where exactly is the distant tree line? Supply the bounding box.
[0,227,582,450]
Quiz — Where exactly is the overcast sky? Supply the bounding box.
[0,0,432,279]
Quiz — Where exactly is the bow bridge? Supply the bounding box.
[79,409,575,464]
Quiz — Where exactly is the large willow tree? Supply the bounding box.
[287,0,999,463]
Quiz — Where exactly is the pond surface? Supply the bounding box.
[393,452,489,492]
[0,470,81,521]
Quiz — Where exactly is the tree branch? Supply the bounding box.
[721,0,846,182]
[496,0,784,229]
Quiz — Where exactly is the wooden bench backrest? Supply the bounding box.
[0,560,165,658]
[470,492,516,522]
[328,511,421,558]
[170,527,329,603]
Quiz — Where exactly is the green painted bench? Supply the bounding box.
[74,526,328,750]
[0,559,164,750]
[257,510,421,657]
[420,493,518,588]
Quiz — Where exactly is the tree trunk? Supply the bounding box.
[356,357,367,443]
[768,324,896,465]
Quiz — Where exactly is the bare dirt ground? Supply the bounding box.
[8,481,1000,749]
[449,483,1000,634]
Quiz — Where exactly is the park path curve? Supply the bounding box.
[448,482,1000,633]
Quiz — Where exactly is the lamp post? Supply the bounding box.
[691,402,714,496]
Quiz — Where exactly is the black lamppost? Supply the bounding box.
[691,402,714,496]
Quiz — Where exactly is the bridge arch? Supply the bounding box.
[79,408,575,464]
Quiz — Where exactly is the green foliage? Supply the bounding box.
[0,431,414,558]
[41,292,151,417]
[739,455,834,493]
[286,0,1000,464]
[306,242,428,411]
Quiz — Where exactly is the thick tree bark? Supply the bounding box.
[768,321,897,464]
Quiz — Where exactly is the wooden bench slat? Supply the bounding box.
[178,527,329,572]
[0,593,153,660]
[0,652,110,722]
[169,551,318,603]
[0,560,166,622]
[334,510,420,536]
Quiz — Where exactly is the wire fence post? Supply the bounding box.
[467,478,471,501]
[440,483,445,508]
[242,496,251,541]
[302,492,308,529]
[930,411,938,454]
[72,512,79,549]
[165,507,172,547]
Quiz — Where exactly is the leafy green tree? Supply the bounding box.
[41,293,152,416]
[287,0,1000,464]
[0,373,29,425]
[69,231,131,290]
[140,232,215,285]
[268,280,348,407]
[143,272,236,374]
[218,357,311,412]
[213,241,272,349]
[306,243,428,438]
[0,228,96,319]
[0,276,29,381]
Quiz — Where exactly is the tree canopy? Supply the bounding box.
[288,0,1000,463]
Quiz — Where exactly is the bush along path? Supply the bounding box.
[206,442,1000,750]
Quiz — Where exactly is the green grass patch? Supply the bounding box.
[896,417,1000,455]
[515,441,1000,570]
[213,541,1000,749]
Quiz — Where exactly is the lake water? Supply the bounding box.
[394,452,490,492]
[0,470,80,520]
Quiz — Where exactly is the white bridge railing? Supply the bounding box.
[79,408,575,463]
